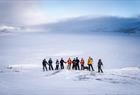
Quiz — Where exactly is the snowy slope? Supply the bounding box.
[0,66,140,95]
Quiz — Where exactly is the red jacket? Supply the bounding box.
[67,58,72,64]
[80,59,84,65]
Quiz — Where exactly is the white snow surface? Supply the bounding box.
[0,67,140,95]
[0,32,140,95]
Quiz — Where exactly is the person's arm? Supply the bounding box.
[64,61,67,64]
[101,62,103,66]
[87,59,89,64]
[46,61,49,65]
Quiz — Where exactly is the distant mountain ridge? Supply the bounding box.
[36,16,140,34]
[1,16,140,34]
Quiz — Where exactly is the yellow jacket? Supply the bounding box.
[88,58,93,65]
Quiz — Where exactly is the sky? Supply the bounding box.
[0,0,140,26]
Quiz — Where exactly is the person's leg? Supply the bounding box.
[91,65,94,71]
[61,64,64,69]
[60,64,62,69]
[58,65,59,70]
[43,66,45,71]
[57,65,59,70]
[101,68,103,73]
[70,64,71,70]
[74,65,76,70]
[81,65,82,70]
[51,65,54,70]
[73,65,75,70]
[67,64,70,70]
[69,64,71,70]
[55,65,57,70]
[98,66,100,73]
[75,65,77,70]
[67,64,69,69]
[56,65,58,70]
[72,64,74,69]
[45,66,47,71]
[82,65,84,70]
[68,64,70,70]
[72,65,74,70]
[49,65,51,70]
[62,65,64,69]
[88,64,90,71]
[78,65,80,70]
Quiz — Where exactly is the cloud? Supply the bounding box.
[0,25,20,33]
[0,24,41,33]
[0,25,17,30]
[20,8,48,25]
[0,0,48,26]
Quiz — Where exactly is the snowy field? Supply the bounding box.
[0,32,140,95]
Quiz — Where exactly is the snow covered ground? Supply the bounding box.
[0,32,140,95]
[0,67,140,95]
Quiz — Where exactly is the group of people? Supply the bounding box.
[42,57,103,73]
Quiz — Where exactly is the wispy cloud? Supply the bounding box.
[0,0,47,26]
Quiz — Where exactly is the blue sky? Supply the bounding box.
[40,0,140,17]
[0,0,140,25]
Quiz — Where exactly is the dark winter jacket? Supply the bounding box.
[72,59,76,65]
[98,61,103,67]
[75,59,80,65]
[42,59,47,66]
[48,59,53,65]
[56,60,59,65]
[60,59,65,65]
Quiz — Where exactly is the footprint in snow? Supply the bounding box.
[111,74,140,81]
[45,70,61,77]
[96,77,132,84]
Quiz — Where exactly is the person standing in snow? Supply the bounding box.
[80,58,85,70]
[97,59,103,73]
[60,58,66,69]
[55,59,59,70]
[75,57,80,70]
[67,58,72,70]
[87,57,94,71]
[48,58,54,70]
[72,58,76,70]
[42,59,48,71]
